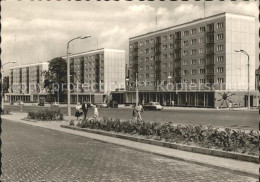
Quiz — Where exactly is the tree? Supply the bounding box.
[3,76,9,93]
[43,57,74,103]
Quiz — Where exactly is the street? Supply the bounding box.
[1,119,256,181]
[4,105,259,130]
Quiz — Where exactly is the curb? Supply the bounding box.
[61,125,259,164]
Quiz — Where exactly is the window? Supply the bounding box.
[163,36,167,41]
[163,72,167,77]
[150,56,154,61]
[145,57,149,62]
[140,74,144,78]
[183,70,189,75]
[191,59,197,65]
[140,66,143,71]
[191,70,197,75]
[183,30,189,36]
[217,22,224,29]
[217,78,224,83]
[191,79,197,83]
[162,63,167,68]
[169,53,174,58]
[199,26,205,32]
[199,37,205,43]
[145,40,149,45]
[169,62,173,67]
[183,40,188,46]
[163,45,168,50]
[150,73,154,78]
[183,50,188,56]
[169,34,174,40]
[217,45,223,51]
[163,54,167,59]
[217,33,224,40]
[217,56,224,62]
[191,39,197,45]
[145,65,149,70]
[140,58,144,63]
[191,28,196,35]
[199,48,204,54]
[199,69,205,74]
[200,79,206,83]
[199,58,205,64]
[183,79,188,83]
[217,67,224,73]
[191,49,197,55]
[150,39,155,43]
[169,44,174,49]
[139,42,143,47]
[146,74,149,78]
[145,49,149,54]
[183,60,188,66]
[150,65,154,70]
[139,50,143,55]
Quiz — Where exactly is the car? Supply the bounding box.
[143,102,163,111]
[13,100,24,106]
[96,103,109,108]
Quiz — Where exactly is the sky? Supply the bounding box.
[2,0,259,74]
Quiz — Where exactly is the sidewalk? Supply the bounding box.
[1,112,259,178]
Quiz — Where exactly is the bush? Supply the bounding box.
[27,109,63,121]
[77,118,259,155]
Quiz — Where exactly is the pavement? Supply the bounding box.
[1,112,259,181]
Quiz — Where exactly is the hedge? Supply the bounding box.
[27,109,63,121]
[76,117,259,156]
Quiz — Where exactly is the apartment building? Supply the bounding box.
[116,12,257,107]
[62,48,126,104]
[7,62,49,102]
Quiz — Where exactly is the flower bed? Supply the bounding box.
[27,109,63,121]
[76,117,259,156]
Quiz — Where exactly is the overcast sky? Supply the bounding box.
[2,0,259,72]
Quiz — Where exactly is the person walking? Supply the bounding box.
[136,103,143,121]
[93,105,99,118]
[75,102,82,120]
[82,101,89,120]
[132,104,137,120]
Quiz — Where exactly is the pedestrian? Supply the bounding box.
[82,101,89,120]
[93,105,99,118]
[136,103,143,121]
[171,100,175,106]
[132,104,137,120]
[75,102,82,120]
[228,102,232,110]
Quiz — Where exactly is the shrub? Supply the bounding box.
[27,109,63,121]
[77,117,259,155]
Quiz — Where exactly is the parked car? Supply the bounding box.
[108,101,118,108]
[13,100,24,106]
[38,98,45,106]
[143,102,163,111]
[96,103,109,108]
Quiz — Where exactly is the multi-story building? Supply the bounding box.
[62,48,126,104]
[7,62,49,102]
[115,12,257,107]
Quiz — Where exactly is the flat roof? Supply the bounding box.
[62,48,125,58]
[129,12,255,41]
[9,62,49,69]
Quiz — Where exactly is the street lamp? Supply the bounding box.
[126,65,138,106]
[67,35,91,121]
[1,61,17,109]
[235,49,250,109]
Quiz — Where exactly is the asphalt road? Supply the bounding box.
[4,105,259,130]
[1,119,256,181]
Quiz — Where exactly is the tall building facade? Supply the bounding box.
[7,62,49,102]
[62,48,126,103]
[119,12,257,107]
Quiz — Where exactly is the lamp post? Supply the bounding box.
[235,50,250,109]
[67,35,91,120]
[126,65,138,106]
[1,61,17,110]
